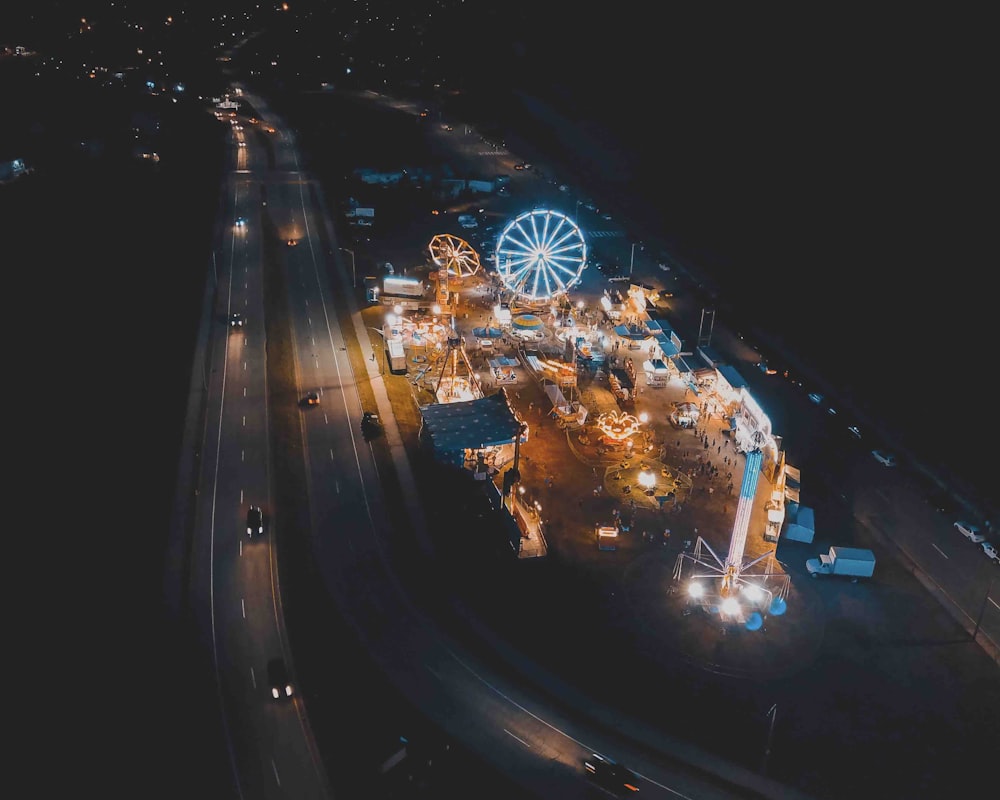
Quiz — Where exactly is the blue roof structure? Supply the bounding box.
[419,389,523,453]
[718,364,748,390]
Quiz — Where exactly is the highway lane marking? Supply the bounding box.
[241,598,246,619]
[931,543,949,559]
[271,759,281,787]
[503,729,531,748]
[425,665,443,682]
[876,489,890,503]
[444,648,693,798]
[991,597,1000,612]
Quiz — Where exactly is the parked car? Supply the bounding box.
[847,425,862,439]
[871,449,897,467]
[982,541,999,563]
[955,521,985,543]
[929,491,957,514]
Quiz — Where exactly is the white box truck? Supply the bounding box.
[806,546,876,580]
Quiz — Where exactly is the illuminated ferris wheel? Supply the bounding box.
[428,233,481,278]
[495,208,586,302]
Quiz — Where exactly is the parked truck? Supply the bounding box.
[806,546,876,580]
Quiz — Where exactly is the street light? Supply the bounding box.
[340,247,356,288]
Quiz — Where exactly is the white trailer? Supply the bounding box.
[806,546,875,580]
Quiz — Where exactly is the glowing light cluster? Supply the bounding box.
[595,410,641,441]
[495,209,586,301]
[428,233,480,277]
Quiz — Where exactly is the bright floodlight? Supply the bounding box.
[742,582,764,603]
[721,597,741,616]
[688,581,705,599]
[639,411,649,423]
[386,313,397,325]
[638,471,656,490]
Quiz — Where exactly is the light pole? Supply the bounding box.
[761,703,777,776]
[629,242,641,279]
[340,247,356,288]
[973,575,997,641]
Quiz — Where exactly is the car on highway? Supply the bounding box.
[982,541,999,563]
[235,216,247,228]
[246,505,263,537]
[584,753,639,793]
[871,449,897,467]
[513,162,530,170]
[955,521,985,543]
[301,391,320,407]
[808,392,824,404]
[286,238,298,247]
[266,657,294,700]
[229,312,245,328]
[847,425,862,439]
[929,491,957,515]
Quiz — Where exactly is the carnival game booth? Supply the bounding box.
[671,355,695,392]
[614,321,651,351]
[643,358,671,388]
[488,356,519,385]
[418,389,525,472]
[644,319,682,359]
[473,326,504,351]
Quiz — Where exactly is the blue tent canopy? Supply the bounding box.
[472,327,504,338]
[420,389,522,452]
[614,324,647,339]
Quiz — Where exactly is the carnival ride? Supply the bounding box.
[495,209,586,303]
[672,432,790,629]
[428,233,481,278]
[432,330,483,404]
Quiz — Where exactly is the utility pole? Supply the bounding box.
[973,576,996,641]
[761,703,777,776]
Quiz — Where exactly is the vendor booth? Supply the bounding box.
[488,356,518,385]
[643,358,671,388]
